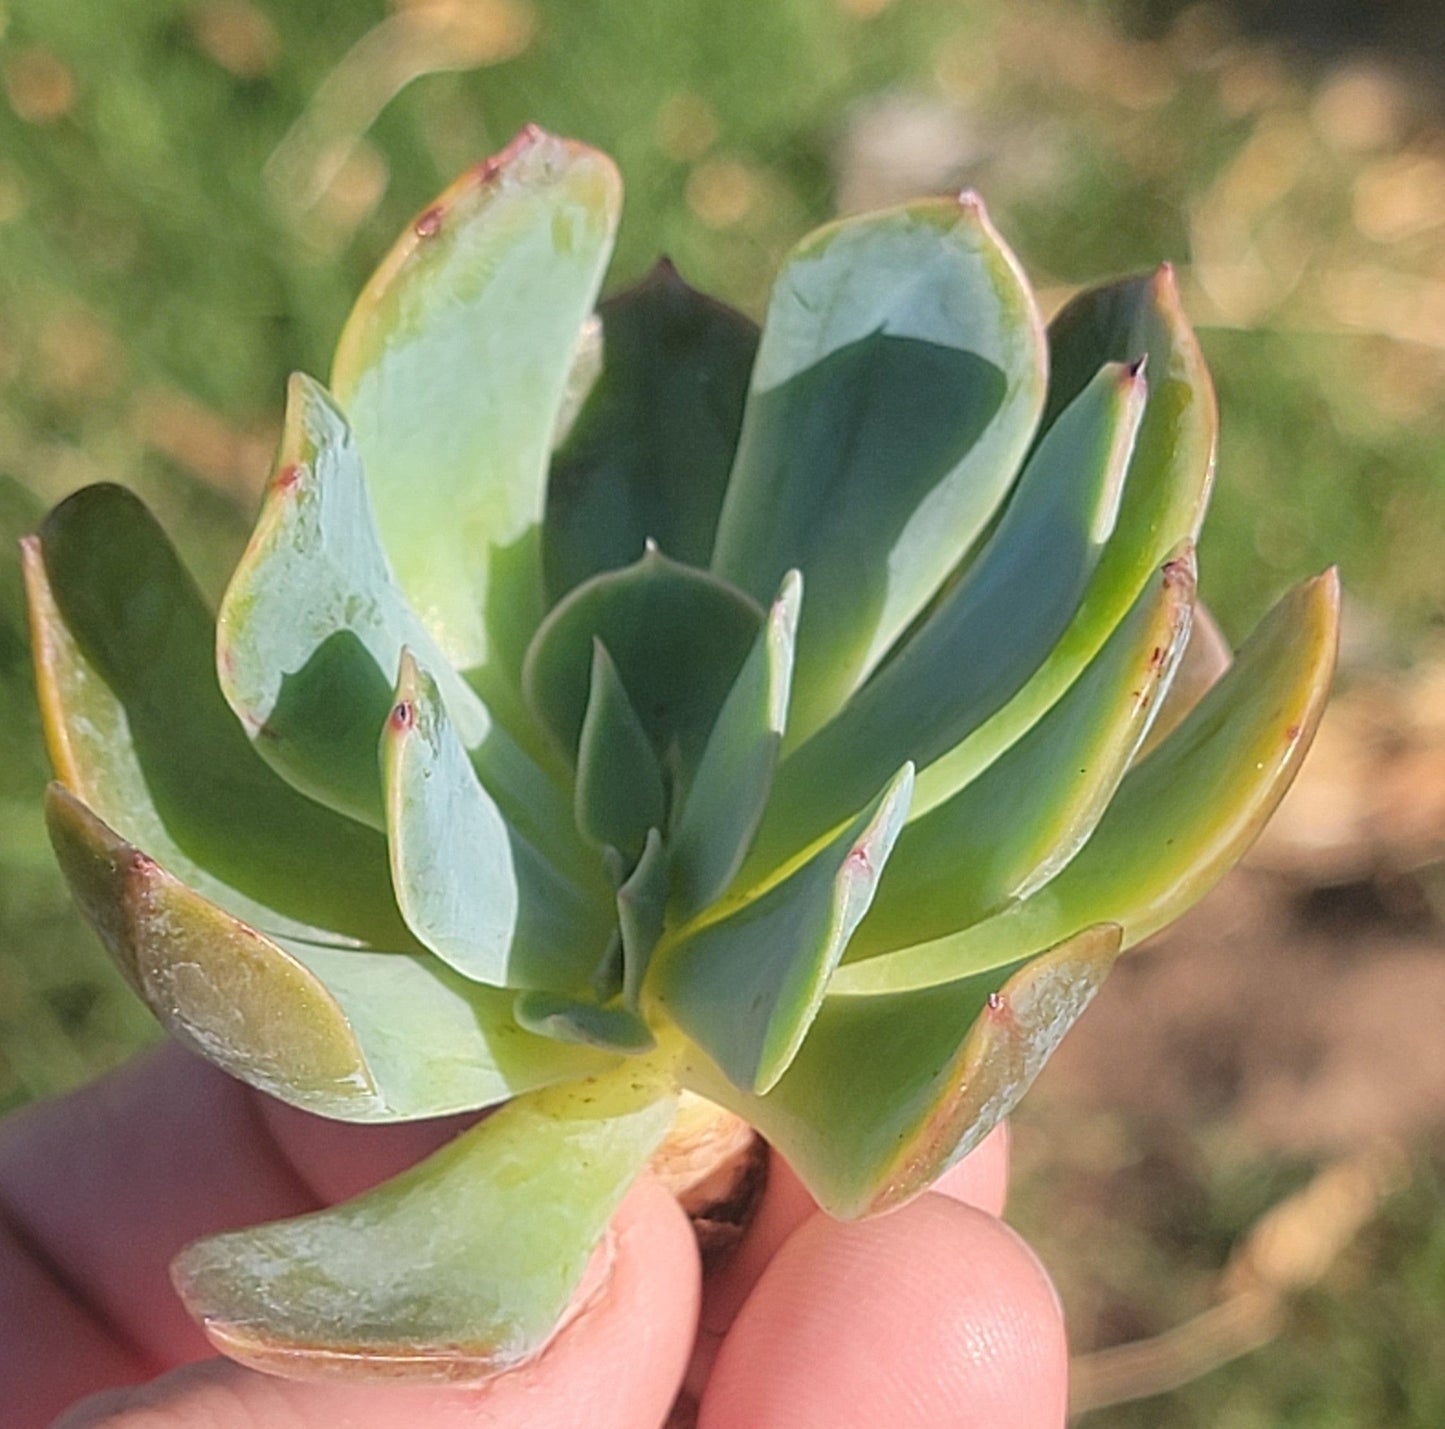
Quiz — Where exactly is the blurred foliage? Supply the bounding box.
[0,0,1442,1420]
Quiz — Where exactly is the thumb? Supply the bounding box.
[53,1177,700,1429]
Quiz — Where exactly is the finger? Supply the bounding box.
[0,1044,481,1369]
[54,1176,701,1429]
[698,1192,1068,1429]
[704,1122,1011,1337]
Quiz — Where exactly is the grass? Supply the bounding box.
[0,0,1441,1419]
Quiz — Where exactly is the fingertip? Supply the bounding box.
[699,1193,1067,1429]
[932,1121,1011,1216]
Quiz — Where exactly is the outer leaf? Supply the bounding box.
[174,1075,676,1380]
[911,264,1218,809]
[681,925,1120,1217]
[331,126,621,677]
[523,545,762,768]
[850,551,1195,959]
[46,785,606,1122]
[750,360,1145,875]
[573,642,667,862]
[25,486,409,948]
[217,375,581,863]
[651,765,914,1095]
[383,652,611,994]
[712,194,1047,744]
[836,570,1339,994]
[668,571,800,918]
[543,260,760,602]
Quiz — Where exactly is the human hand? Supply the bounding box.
[1,1043,1067,1427]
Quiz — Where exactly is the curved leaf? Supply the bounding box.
[912,264,1219,809]
[651,764,913,1095]
[750,359,1146,875]
[523,546,762,768]
[513,991,656,1053]
[682,925,1119,1218]
[836,569,1339,994]
[331,126,621,678]
[619,826,668,1007]
[851,551,1194,959]
[174,1076,675,1381]
[1136,597,1230,760]
[383,652,612,994]
[712,194,1047,744]
[26,486,409,948]
[543,260,759,602]
[46,785,605,1122]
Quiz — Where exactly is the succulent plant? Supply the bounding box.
[26,126,1336,1382]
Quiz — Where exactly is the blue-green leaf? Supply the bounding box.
[711,195,1047,745]
[651,764,913,1095]
[513,991,656,1053]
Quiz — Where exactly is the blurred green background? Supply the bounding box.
[1,0,1442,1421]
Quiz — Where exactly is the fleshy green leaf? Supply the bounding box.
[651,764,913,1095]
[712,195,1047,745]
[573,642,667,862]
[46,785,606,1121]
[383,651,612,994]
[669,571,800,919]
[513,991,656,1053]
[330,126,621,681]
[750,359,1146,875]
[217,375,582,863]
[618,826,668,1007]
[851,550,1195,959]
[25,485,409,948]
[543,260,759,602]
[911,264,1219,810]
[682,924,1120,1217]
[835,570,1339,994]
[523,545,762,768]
[174,1075,676,1380]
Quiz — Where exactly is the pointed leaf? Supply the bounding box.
[652,765,914,1095]
[619,827,668,1007]
[523,546,763,767]
[174,1077,676,1380]
[912,264,1219,807]
[513,991,656,1053]
[836,570,1339,994]
[46,785,606,1120]
[751,360,1146,875]
[26,486,409,948]
[669,571,800,918]
[384,652,611,993]
[331,127,621,677]
[851,552,1195,959]
[573,642,667,862]
[681,925,1120,1217]
[712,195,1047,743]
[217,375,581,862]
[544,260,759,602]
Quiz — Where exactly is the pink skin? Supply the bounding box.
[0,1044,1067,1427]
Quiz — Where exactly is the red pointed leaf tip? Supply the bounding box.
[390,700,415,732]
[414,206,444,239]
[956,187,985,214]
[1286,723,1302,742]
[274,462,303,493]
[1126,354,1149,381]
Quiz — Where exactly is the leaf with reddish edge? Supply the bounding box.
[331,126,621,686]
[835,569,1339,994]
[173,1072,676,1383]
[681,924,1121,1218]
[45,784,608,1122]
[1135,597,1231,760]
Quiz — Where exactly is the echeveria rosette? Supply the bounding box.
[25,126,1339,1381]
